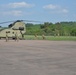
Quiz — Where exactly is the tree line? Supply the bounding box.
[25,21,76,36]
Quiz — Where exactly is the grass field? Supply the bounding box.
[24,35,76,41]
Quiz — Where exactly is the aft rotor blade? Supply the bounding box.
[22,20,44,23]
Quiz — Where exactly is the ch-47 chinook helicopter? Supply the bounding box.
[0,20,41,40]
[0,20,26,40]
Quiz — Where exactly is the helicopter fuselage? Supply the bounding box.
[0,21,26,39]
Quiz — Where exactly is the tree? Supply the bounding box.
[55,22,62,36]
[70,28,76,36]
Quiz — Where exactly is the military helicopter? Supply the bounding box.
[0,20,42,40]
[0,20,26,40]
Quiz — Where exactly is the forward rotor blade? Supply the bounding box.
[0,21,14,24]
[22,20,43,23]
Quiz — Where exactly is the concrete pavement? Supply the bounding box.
[0,40,76,75]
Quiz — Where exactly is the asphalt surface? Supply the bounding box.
[0,40,76,75]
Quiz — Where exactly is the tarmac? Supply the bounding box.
[0,40,76,75]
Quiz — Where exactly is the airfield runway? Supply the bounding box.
[0,40,76,75]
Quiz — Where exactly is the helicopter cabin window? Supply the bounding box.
[12,32,14,34]
[6,31,10,33]
[19,27,24,30]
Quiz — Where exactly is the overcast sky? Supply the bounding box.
[0,0,76,26]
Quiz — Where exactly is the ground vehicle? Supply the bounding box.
[0,20,26,39]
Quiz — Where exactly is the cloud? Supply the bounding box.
[1,10,35,17]
[0,2,35,17]
[11,10,22,16]
[62,9,68,13]
[43,4,69,14]
[43,4,59,9]
[3,10,22,16]
[8,2,35,8]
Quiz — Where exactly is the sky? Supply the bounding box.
[0,0,76,26]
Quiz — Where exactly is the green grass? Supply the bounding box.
[46,36,76,41]
[24,35,76,41]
